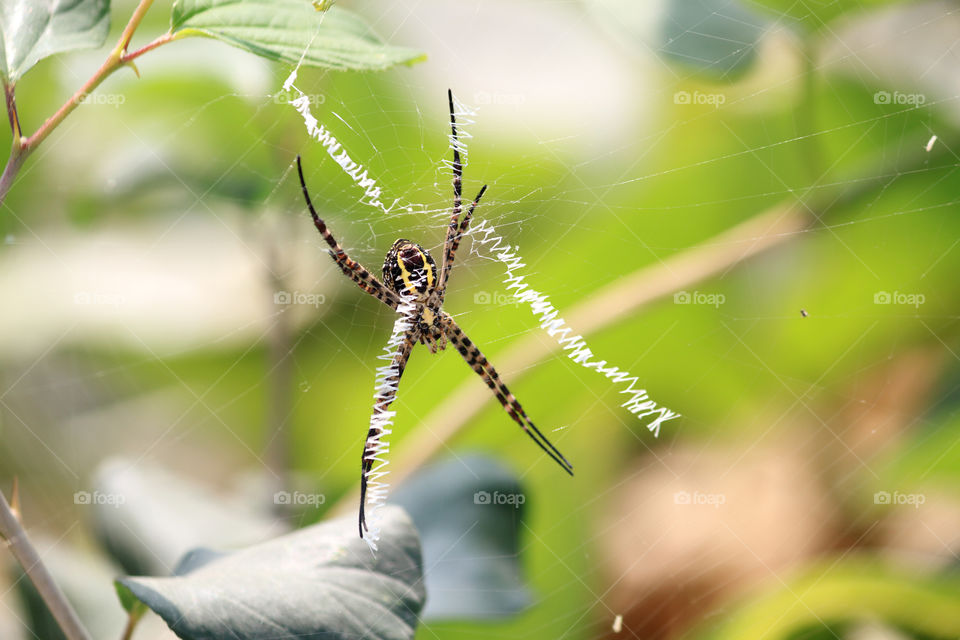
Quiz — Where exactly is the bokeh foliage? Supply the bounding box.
[1,0,959,638]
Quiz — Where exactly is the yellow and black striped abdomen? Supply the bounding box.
[382,239,436,296]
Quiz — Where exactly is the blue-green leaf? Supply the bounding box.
[0,0,110,83]
[116,506,425,640]
[660,0,767,80]
[91,458,283,577]
[393,455,533,620]
[588,0,768,81]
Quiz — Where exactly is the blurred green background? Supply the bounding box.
[1,0,960,638]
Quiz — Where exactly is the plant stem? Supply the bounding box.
[123,32,178,62]
[25,0,166,154]
[118,604,145,640]
[0,139,25,205]
[4,81,21,139]
[0,0,179,207]
[114,0,157,58]
[0,489,92,640]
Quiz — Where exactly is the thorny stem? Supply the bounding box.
[4,81,20,139]
[114,0,157,58]
[0,82,24,201]
[0,488,92,640]
[0,0,179,207]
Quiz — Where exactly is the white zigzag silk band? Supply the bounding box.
[466,220,678,435]
[362,296,418,552]
[283,73,677,441]
[284,70,404,213]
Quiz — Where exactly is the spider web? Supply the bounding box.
[283,65,678,441]
[2,0,960,639]
[265,1,960,637]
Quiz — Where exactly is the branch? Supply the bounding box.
[4,81,20,139]
[118,603,146,640]
[328,202,808,515]
[24,0,169,154]
[0,487,92,640]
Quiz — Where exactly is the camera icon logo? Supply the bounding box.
[874,291,891,304]
[473,291,492,305]
[673,490,691,504]
[674,291,691,304]
[874,491,891,505]
[674,91,691,105]
[73,491,92,505]
[874,91,891,104]
[473,491,491,505]
[273,491,292,505]
[274,291,292,305]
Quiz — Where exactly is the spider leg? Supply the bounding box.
[359,325,419,537]
[329,256,399,310]
[296,156,401,310]
[436,184,487,306]
[435,91,468,302]
[441,314,574,475]
[448,89,463,220]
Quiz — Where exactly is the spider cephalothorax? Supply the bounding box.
[296,90,573,539]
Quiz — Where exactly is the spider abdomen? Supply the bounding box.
[383,239,437,297]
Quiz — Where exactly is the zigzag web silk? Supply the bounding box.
[281,67,679,544]
[361,296,417,551]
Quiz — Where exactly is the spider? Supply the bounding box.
[296,90,573,538]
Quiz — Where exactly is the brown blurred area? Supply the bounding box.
[595,347,959,639]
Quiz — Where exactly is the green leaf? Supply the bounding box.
[749,0,902,31]
[393,455,533,620]
[0,0,110,83]
[170,0,425,71]
[114,581,142,615]
[116,506,426,640]
[688,558,960,640]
